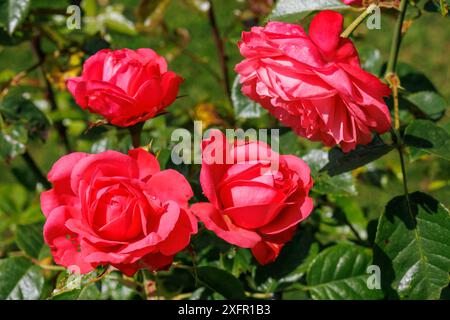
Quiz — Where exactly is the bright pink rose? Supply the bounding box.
[191,130,313,265]
[40,149,197,276]
[342,0,362,5]
[235,11,391,152]
[67,48,183,127]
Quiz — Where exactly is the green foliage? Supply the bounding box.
[0,0,31,34]
[306,244,384,300]
[321,137,394,177]
[232,75,263,120]
[271,0,348,20]
[374,192,450,299]
[0,257,44,300]
[404,120,450,161]
[196,266,246,300]
[15,222,45,259]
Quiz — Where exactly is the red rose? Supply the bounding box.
[235,11,391,152]
[191,130,313,265]
[67,48,183,127]
[40,149,197,276]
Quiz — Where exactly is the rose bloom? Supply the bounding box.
[235,11,391,152]
[191,130,313,265]
[342,0,362,4]
[40,149,197,276]
[67,48,183,127]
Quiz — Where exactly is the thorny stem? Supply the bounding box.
[207,0,232,105]
[341,4,379,38]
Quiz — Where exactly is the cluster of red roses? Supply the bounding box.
[41,11,391,276]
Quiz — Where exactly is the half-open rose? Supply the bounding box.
[67,48,183,127]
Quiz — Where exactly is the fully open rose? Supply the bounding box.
[235,11,391,152]
[40,149,197,276]
[191,130,313,265]
[67,48,183,127]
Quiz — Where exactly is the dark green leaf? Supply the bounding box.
[232,76,264,119]
[100,272,137,300]
[321,137,394,176]
[395,63,437,93]
[0,257,44,300]
[0,124,27,161]
[404,119,450,161]
[16,222,44,258]
[50,283,101,300]
[307,244,383,300]
[196,266,246,299]
[374,192,450,299]
[405,91,447,121]
[0,0,31,34]
[359,47,383,76]
[303,149,357,197]
[271,0,349,20]
[0,94,51,140]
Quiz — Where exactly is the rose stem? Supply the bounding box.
[22,150,51,190]
[31,35,73,154]
[385,0,413,215]
[207,0,232,105]
[128,122,144,149]
[341,3,379,38]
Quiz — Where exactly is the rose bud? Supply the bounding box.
[67,48,183,127]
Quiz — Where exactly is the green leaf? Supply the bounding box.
[231,249,252,277]
[102,8,138,36]
[0,93,51,140]
[16,222,44,259]
[404,119,450,161]
[271,0,349,20]
[0,0,31,34]
[303,149,357,197]
[307,244,383,300]
[396,63,437,93]
[196,266,246,299]
[374,192,450,299]
[232,76,263,120]
[321,137,394,176]
[405,91,447,121]
[51,283,101,300]
[0,257,44,300]
[100,272,136,300]
[359,47,383,76]
[0,124,27,161]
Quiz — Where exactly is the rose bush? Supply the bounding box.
[1,0,448,302]
[67,48,183,127]
[191,130,313,264]
[40,148,197,276]
[235,11,391,152]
